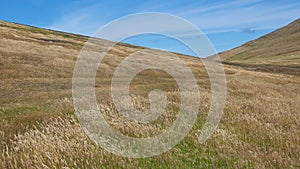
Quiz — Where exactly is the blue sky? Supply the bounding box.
[1,0,299,56]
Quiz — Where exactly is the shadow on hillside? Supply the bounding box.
[222,61,300,76]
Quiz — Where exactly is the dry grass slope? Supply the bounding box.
[213,18,300,76]
[0,20,300,168]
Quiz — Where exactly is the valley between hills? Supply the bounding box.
[0,19,299,168]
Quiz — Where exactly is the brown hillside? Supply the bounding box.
[211,18,300,76]
[0,20,299,168]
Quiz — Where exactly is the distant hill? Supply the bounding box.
[212,18,300,75]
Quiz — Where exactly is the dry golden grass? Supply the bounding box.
[0,115,140,169]
[0,21,300,168]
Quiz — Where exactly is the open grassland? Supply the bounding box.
[0,21,300,168]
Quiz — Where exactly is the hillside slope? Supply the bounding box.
[0,20,299,168]
[215,18,300,75]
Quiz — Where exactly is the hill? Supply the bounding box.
[215,18,300,75]
[0,20,299,168]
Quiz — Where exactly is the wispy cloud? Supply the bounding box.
[174,0,264,16]
[46,0,300,53]
[176,0,300,33]
[48,0,300,36]
[48,2,106,35]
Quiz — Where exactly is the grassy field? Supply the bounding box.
[0,21,300,168]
